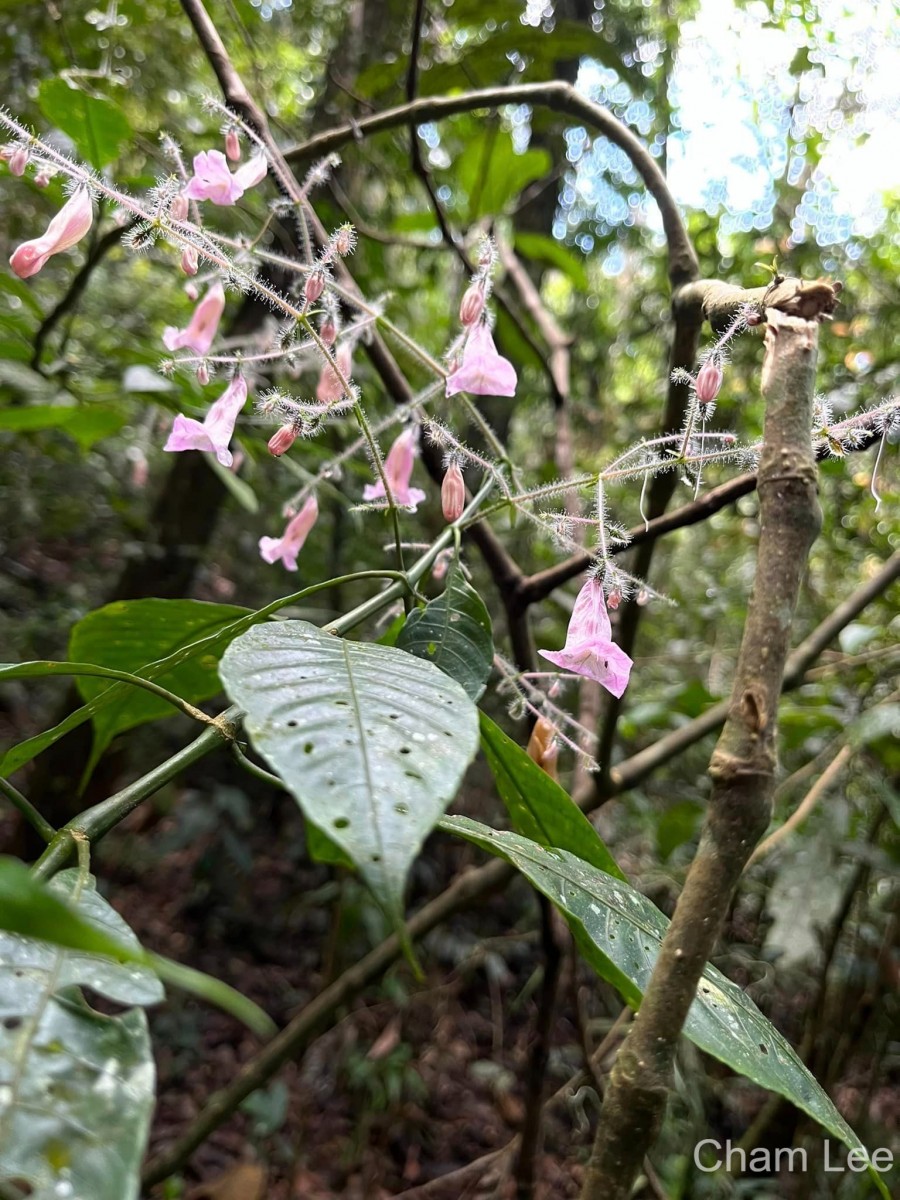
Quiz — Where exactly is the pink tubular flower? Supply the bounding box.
[9,188,93,279]
[163,281,226,355]
[316,343,352,404]
[363,428,426,510]
[183,150,242,205]
[539,577,633,699]
[445,322,517,398]
[164,375,248,468]
[233,153,267,191]
[182,149,267,206]
[259,495,319,571]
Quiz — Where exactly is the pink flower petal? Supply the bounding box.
[259,496,319,570]
[9,188,93,279]
[446,323,517,398]
[538,578,633,698]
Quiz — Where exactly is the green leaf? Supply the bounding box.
[0,868,157,1200]
[440,818,891,1199]
[68,599,249,771]
[479,713,624,880]
[396,565,493,700]
[454,130,551,219]
[0,402,126,449]
[219,621,480,920]
[0,858,274,1039]
[38,77,131,168]
[206,452,260,513]
[306,820,354,869]
[514,232,589,290]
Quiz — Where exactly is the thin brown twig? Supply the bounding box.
[747,743,853,867]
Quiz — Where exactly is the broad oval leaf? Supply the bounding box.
[442,817,890,1200]
[396,566,493,700]
[0,870,158,1200]
[219,621,480,918]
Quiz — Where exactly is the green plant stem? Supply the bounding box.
[30,708,241,882]
[0,776,55,844]
[0,661,220,728]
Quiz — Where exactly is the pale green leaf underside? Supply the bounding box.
[219,621,480,917]
[0,872,158,1200]
[441,817,889,1198]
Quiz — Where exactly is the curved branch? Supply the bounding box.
[286,80,698,290]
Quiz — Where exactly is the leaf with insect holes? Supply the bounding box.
[219,621,480,921]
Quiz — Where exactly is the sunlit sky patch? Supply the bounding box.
[560,0,899,256]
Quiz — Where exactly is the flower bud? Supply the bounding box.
[268,424,298,457]
[181,246,199,276]
[607,588,622,610]
[459,282,485,328]
[334,225,355,256]
[527,717,559,781]
[225,129,241,162]
[197,363,209,386]
[695,356,723,404]
[441,461,466,523]
[304,270,325,305]
[9,147,29,176]
[184,282,199,301]
[171,192,189,221]
[320,319,337,347]
[33,171,51,189]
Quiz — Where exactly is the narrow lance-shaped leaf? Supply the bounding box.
[439,818,891,1200]
[479,712,624,880]
[219,621,480,921]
